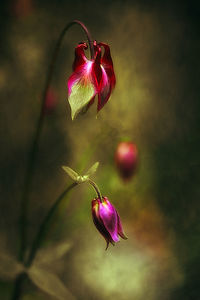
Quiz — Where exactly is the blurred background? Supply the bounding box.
[0,0,200,299]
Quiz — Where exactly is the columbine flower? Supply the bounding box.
[91,196,127,249]
[115,142,138,181]
[68,41,116,119]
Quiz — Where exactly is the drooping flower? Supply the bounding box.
[68,41,116,119]
[91,196,127,249]
[115,142,138,181]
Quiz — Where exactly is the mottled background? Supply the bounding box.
[0,0,200,299]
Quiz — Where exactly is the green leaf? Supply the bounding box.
[68,81,95,120]
[28,266,76,300]
[0,252,24,280]
[85,162,99,177]
[62,166,79,181]
[34,241,72,265]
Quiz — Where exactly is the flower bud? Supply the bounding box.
[91,197,127,249]
[43,87,57,115]
[115,142,138,181]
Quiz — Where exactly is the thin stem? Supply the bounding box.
[18,20,94,263]
[26,182,77,267]
[11,273,27,300]
[88,179,102,201]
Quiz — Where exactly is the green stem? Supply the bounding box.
[18,20,94,263]
[11,273,27,300]
[88,179,102,201]
[26,182,77,267]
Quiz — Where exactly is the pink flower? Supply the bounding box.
[67,41,116,119]
[91,196,127,249]
[115,142,138,181]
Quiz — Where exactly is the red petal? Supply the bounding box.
[99,42,116,89]
[96,43,116,112]
[92,43,102,87]
[97,66,110,112]
[72,42,88,71]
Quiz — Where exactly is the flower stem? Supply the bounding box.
[88,179,102,201]
[18,20,94,263]
[11,273,27,300]
[25,182,77,267]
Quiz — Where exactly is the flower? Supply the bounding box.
[91,196,127,249]
[68,41,116,119]
[115,142,138,181]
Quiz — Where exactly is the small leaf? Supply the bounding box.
[68,81,95,120]
[34,241,72,265]
[85,162,99,177]
[0,252,24,280]
[28,266,76,300]
[62,166,79,181]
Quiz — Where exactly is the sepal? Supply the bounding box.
[62,162,99,183]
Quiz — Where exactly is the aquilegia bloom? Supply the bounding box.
[91,196,127,249]
[68,41,116,119]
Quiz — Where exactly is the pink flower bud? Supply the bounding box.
[91,197,127,249]
[43,87,57,115]
[115,142,138,181]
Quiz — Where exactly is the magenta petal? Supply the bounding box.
[99,197,119,243]
[116,211,128,240]
[91,199,113,246]
[97,66,111,112]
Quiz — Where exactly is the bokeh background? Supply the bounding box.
[0,0,200,299]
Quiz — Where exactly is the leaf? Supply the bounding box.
[62,166,79,181]
[34,241,72,265]
[85,162,99,177]
[28,266,76,300]
[0,252,24,280]
[68,81,95,120]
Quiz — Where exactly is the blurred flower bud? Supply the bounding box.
[91,196,127,249]
[43,87,57,115]
[115,142,138,181]
[12,0,34,18]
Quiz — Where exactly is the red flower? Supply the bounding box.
[115,142,138,181]
[68,41,116,119]
[92,196,127,249]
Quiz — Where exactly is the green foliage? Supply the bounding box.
[0,252,24,280]
[62,162,99,183]
[28,266,75,300]
[68,81,95,120]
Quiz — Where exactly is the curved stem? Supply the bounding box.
[26,182,77,267]
[88,179,102,201]
[18,20,94,263]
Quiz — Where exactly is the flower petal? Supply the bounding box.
[72,43,88,71]
[116,211,128,240]
[91,199,113,246]
[67,61,97,119]
[97,43,116,112]
[97,66,110,112]
[99,42,116,90]
[99,197,119,243]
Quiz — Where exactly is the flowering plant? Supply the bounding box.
[2,19,126,300]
